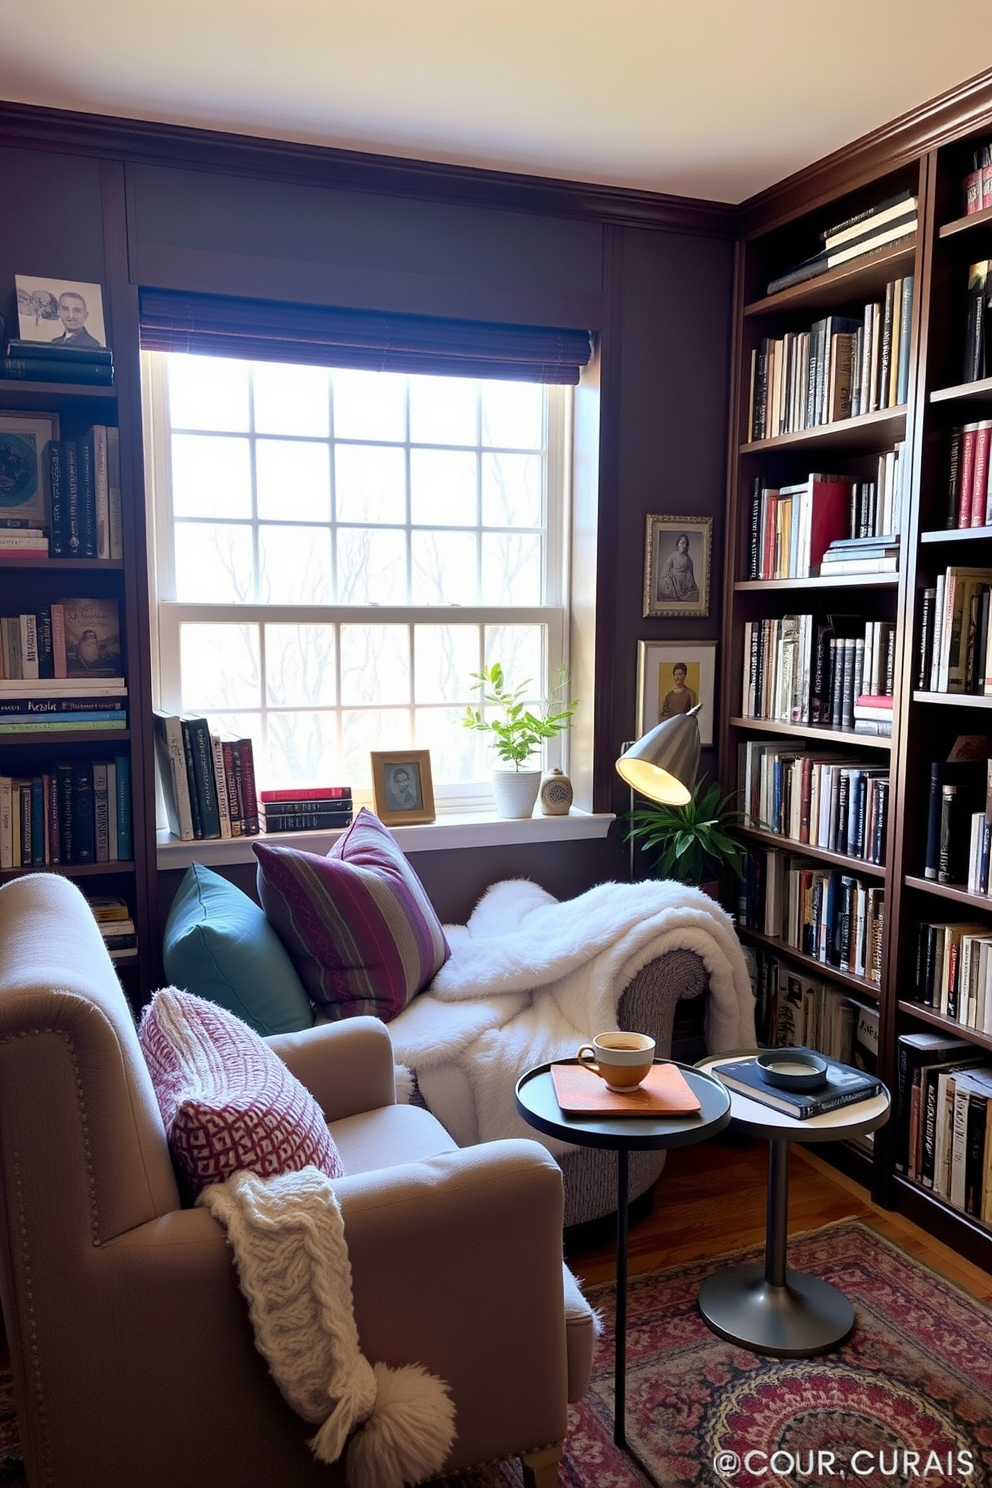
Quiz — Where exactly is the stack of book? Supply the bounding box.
[86,894,138,963]
[739,739,889,863]
[742,614,895,728]
[766,192,918,296]
[0,597,123,692]
[894,1032,992,1220]
[740,848,885,983]
[153,712,259,841]
[0,755,132,868]
[918,565,992,694]
[43,428,123,560]
[747,276,914,441]
[944,420,992,529]
[748,945,878,1070]
[1,339,114,386]
[714,1050,882,1120]
[964,144,992,214]
[817,535,900,577]
[258,786,353,833]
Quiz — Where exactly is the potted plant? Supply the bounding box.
[621,777,744,894]
[463,663,577,818]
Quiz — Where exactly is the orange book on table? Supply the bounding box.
[550,1061,701,1117]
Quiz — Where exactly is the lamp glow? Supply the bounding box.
[615,706,701,805]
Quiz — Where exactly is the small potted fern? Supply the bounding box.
[622,777,744,893]
[463,663,577,818]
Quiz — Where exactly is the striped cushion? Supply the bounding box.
[254,807,450,1021]
[138,986,344,1196]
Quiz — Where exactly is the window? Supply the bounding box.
[143,352,572,808]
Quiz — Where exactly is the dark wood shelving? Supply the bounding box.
[740,405,906,456]
[896,998,992,1050]
[0,729,130,747]
[737,924,882,999]
[0,558,124,571]
[741,824,888,878]
[929,376,992,405]
[0,379,117,401]
[938,202,992,238]
[744,241,917,317]
[729,716,891,750]
[0,860,135,886]
[903,873,992,910]
[734,571,898,591]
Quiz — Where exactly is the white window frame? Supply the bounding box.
[142,350,573,812]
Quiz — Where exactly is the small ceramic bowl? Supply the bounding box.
[756,1050,828,1091]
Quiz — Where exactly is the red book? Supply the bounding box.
[760,491,779,580]
[806,475,853,574]
[959,424,979,529]
[973,421,992,527]
[235,740,259,836]
[258,785,351,803]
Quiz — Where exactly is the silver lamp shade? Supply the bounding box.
[615,705,701,805]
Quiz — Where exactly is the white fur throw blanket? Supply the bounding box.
[199,1167,455,1488]
[389,878,755,1156]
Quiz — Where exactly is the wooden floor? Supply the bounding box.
[565,1132,992,1304]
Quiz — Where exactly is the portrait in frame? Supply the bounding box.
[636,640,717,747]
[643,514,713,618]
[370,749,436,825]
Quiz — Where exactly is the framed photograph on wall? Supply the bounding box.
[15,275,108,348]
[643,514,712,618]
[0,410,60,530]
[370,749,436,826]
[636,640,717,747]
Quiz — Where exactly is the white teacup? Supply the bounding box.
[576,1032,656,1091]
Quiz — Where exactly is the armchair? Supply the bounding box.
[0,873,594,1488]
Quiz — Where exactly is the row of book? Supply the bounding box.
[0,338,114,387]
[963,261,992,385]
[739,740,889,865]
[766,191,917,296]
[741,614,895,731]
[943,421,992,530]
[917,566,992,695]
[894,1032,992,1225]
[0,756,132,869]
[748,945,879,1071]
[964,146,992,215]
[154,712,259,840]
[914,920,992,1032]
[0,597,122,684]
[746,276,914,442]
[86,894,137,963]
[739,848,884,984]
[922,745,991,886]
[745,454,905,581]
[0,428,122,560]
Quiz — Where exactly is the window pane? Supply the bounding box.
[332,369,406,443]
[480,380,544,450]
[409,375,477,447]
[484,625,543,700]
[264,625,336,706]
[256,439,330,522]
[342,709,407,786]
[340,625,410,705]
[481,533,542,604]
[175,522,255,603]
[337,527,406,604]
[414,624,480,704]
[258,526,332,604]
[410,449,477,526]
[180,624,260,710]
[415,707,482,781]
[266,712,341,786]
[335,445,406,524]
[481,452,542,528]
[411,531,477,605]
[171,434,251,519]
[168,355,249,432]
[253,362,329,437]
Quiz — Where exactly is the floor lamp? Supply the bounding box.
[615,705,702,880]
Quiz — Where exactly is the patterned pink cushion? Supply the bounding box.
[254,807,450,1022]
[138,986,344,1195]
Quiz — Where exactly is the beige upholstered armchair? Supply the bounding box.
[0,874,595,1488]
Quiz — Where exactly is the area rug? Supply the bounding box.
[2,1221,991,1487]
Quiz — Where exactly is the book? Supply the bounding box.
[182,715,221,838]
[60,597,122,678]
[0,358,113,383]
[5,338,113,365]
[259,808,354,832]
[549,1060,701,1116]
[714,1050,882,1119]
[153,710,194,841]
[257,785,353,803]
[114,753,132,860]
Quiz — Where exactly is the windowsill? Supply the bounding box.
[156,808,615,869]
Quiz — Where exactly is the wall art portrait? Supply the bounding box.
[636,640,716,747]
[15,275,108,349]
[643,514,712,618]
[370,749,436,826]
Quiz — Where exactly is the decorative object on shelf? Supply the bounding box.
[636,639,716,746]
[15,275,107,350]
[642,514,712,618]
[370,749,435,826]
[463,662,577,819]
[539,766,572,816]
[621,775,744,888]
[0,410,59,533]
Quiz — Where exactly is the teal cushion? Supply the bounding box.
[163,863,314,1036]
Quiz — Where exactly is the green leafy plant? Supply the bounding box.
[463,663,578,770]
[622,777,745,885]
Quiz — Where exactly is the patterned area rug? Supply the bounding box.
[3,1221,991,1486]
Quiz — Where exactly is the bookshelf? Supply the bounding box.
[721,125,992,1270]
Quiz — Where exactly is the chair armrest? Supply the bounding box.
[266,1016,397,1120]
[617,948,708,1054]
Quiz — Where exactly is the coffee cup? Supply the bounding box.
[576,1032,656,1091]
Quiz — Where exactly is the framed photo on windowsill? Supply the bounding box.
[643,514,712,618]
[636,640,716,747]
[370,749,436,825]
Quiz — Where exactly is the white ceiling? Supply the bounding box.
[2,0,992,203]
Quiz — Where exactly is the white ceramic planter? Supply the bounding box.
[491,768,542,819]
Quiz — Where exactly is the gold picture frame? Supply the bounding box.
[636,640,717,746]
[370,749,436,825]
[643,514,713,618]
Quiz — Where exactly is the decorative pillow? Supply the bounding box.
[138,986,344,1195]
[254,806,450,1022]
[163,863,314,1037]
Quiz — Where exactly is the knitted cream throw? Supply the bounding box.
[199,1166,456,1487]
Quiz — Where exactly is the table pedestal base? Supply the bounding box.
[698,1263,854,1356]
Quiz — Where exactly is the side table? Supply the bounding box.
[695,1051,890,1357]
[514,1059,730,1467]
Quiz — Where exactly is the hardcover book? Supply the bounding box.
[61,597,122,678]
[714,1050,882,1119]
